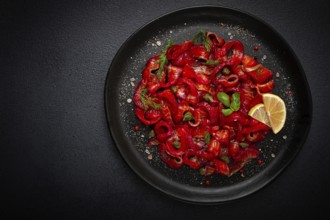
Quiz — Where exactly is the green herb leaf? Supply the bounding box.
[147,97,162,110]
[220,155,230,164]
[239,142,249,148]
[217,92,230,107]
[140,87,148,110]
[148,130,155,138]
[183,112,194,122]
[204,40,211,52]
[193,29,211,52]
[206,59,219,66]
[157,40,174,79]
[230,92,240,111]
[203,93,214,102]
[170,85,177,93]
[140,87,161,110]
[173,141,181,149]
[199,167,206,175]
[222,108,233,116]
[204,132,211,145]
[193,29,206,44]
[222,67,231,75]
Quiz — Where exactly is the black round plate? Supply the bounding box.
[105,6,312,203]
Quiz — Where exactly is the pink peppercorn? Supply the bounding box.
[254,45,259,51]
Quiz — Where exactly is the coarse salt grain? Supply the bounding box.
[147,154,153,160]
[156,41,162,46]
[127,98,132,103]
[283,135,287,140]
[130,82,135,87]
[271,153,275,158]
[276,72,280,78]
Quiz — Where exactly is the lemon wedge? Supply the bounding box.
[248,103,271,127]
[248,93,286,134]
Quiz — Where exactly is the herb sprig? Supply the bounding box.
[157,40,174,79]
[193,29,211,52]
[140,87,161,110]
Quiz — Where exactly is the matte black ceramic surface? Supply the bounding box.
[105,6,312,203]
